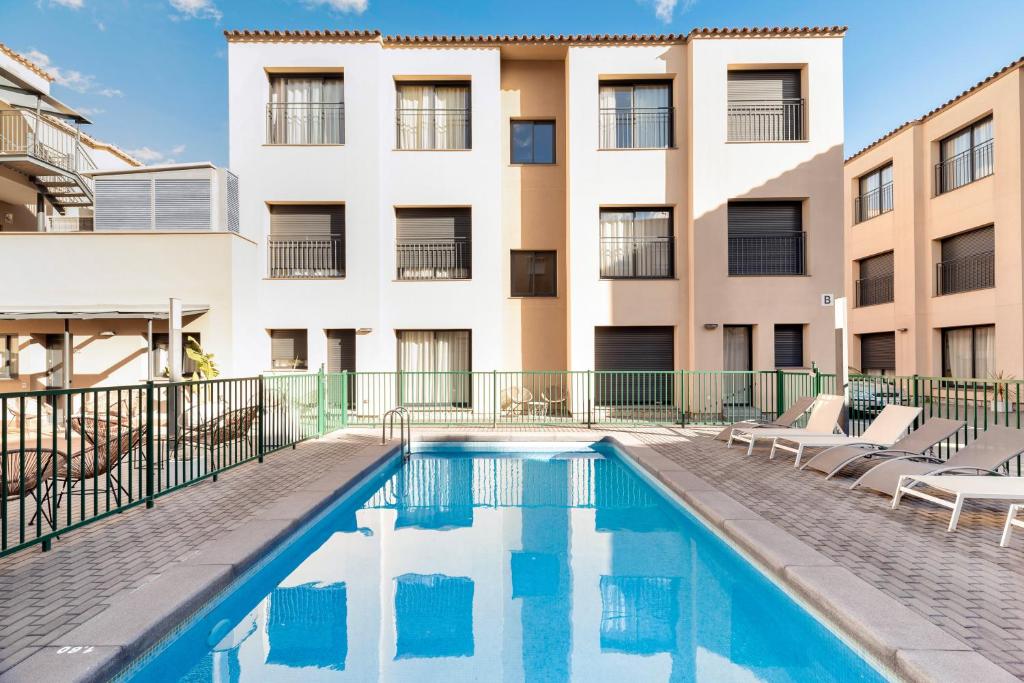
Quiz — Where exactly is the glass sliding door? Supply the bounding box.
[723,325,752,406]
[397,330,471,407]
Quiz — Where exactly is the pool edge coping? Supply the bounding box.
[2,439,403,683]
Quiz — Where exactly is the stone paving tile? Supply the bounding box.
[0,431,377,675]
[629,427,1024,679]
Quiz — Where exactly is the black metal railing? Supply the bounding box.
[266,103,345,145]
[854,182,894,223]
[935,251,995,295]
[856,274,894,307]
[268,235,344,279]
[396,238,471,280]
[728,232,806,276]
[935,139,993,194]
[395,108,471,150]
[727,99,805,142]
[598,108,674,149]
[599,236,674,278]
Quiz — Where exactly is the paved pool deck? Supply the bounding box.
[0,427,1021,682]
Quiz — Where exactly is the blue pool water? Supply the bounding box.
[125,441,888,682]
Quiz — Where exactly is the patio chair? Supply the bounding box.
[800,417,965,479]
[176,406,260,457]
[3,448,57,526]
[45,425,147,507]
[850,424,1024,496]
[768,405,922,467]
[714,396,815,442]
[500,387,533,417]
[891,474,1024,540]
[541,385,569,418]
[728,395,845,456]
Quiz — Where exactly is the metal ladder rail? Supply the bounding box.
[382,406,412,459]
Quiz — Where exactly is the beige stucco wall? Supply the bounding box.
[845,66,1024,377]
[500,59,568,370]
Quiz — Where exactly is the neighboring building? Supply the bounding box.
[844,57,1024,379]
[226,27,845,390]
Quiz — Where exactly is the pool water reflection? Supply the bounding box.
[127,442,887,682]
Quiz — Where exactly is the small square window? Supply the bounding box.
[774,324,804,368]
[511,251,557,297]
[511,121,555,164]
[270,329,308,370]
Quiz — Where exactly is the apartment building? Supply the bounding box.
[844,57,1024,379]
[227,27,845,389]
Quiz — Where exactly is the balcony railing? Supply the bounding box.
[855,274,894,307]
[727,99,805,142]
[935,139,993,195]
[599,236,674,278]
[266,102,345,145]
[395,108,471,150]
[397,238,471,280]
[268,235,345,278]
[598,108,674,149]
[728,232,806,276]
[854,182,894,223]
[47,216,93,232]
[0,109,96,178]
[935,251,994,296]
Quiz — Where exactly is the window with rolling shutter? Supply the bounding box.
[594,326,674,406]
[270,330,308,370]
[727,70,803,141]
[860,332,895,374]
[774,324,804,368]
[268,205,345,278]
[937,225,994,295]
[727,201,805,275]
[155,179,212,230]
[326,329,356,373]
[856,252,894,306]
[396,208,472,280]
[94,179,152,230]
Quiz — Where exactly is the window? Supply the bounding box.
[727,70,803,142]
[936,226,994,295]
[594,326,674,407]
[397,330,471,407]
[270,329,308,370]
[396,83,471,150]
[266,584,347,669]
[860,332,895,376]
[396,208,471,280]
[855,163,893,222]
[326,329,356,409]
[942,325,994,379]
[268,205,345,279]
[599,209,674,279]
[510,251,556,297]
[394,574,474,659]
[153,332,202,378]
[510,120,555,164]
[856,252,894,306]
[727,201,805,276]
[936,117,993,194]
[598,82,672,149]
[774,325,804,368]
[0,335,17,379]
[267,75,344,145]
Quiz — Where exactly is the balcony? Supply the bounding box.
[396,238,471,280]
[48,216,93,232]
[728,232,806,276]
[935,251,994,296]
[727,99,805,142]
[935,139,993,195]
[268,235,345,279]
[395,109,471,150]
[598,108,673,149]
[855,274,894,307]
[266,103,344,145]
[599,236,674,279]
[854,182,894,223]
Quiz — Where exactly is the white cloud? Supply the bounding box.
[51,0,84,8]
[304,0,368,14]
[97,87,123,98]
[73,106,105,116]
[642,0,694,23]
[26,49,122,98]
[169,144,186,156]
[169,0,222,21]
[127,144,186,164]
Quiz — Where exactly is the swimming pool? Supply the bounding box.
[124,441,888,682]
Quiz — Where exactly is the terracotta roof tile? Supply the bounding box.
[0,42,54,82]
[847,55,1024,163]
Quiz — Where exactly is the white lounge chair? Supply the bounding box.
[729,394,845,456]
[714,395,815,442]
[892,474,1024,544]
[1003,504,1023,547]
[770,404,922,467]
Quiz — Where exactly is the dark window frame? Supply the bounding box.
[266,73,345,146]
[727,200,806,277]
[268,204,346,280]
[855,251,895,307]
[395,81,472,151]
[941,324,994,379]
[510,120,556,165]
[598,207,675,279]
[0,334,17,380]
[510,250,557,297]
[855,162,894,223]
[270,329,309,371]
[598,80,674,150]
[935,225,995,296]
[935,116,994,195]
[773,324,805,368]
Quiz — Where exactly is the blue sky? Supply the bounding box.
[3,0,1022,166]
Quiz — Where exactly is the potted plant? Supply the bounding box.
[988,370,1017,414]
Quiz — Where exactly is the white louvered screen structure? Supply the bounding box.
[93,179,152,230]
[155,179,211,230]
[226,171,240,233]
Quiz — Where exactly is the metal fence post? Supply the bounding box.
[317,366,326,437]
[912,374,921,408]
[586,371,592,429]
[145,380,154,509]
[775,369,785,418]
[813,364,821,397]
[340,370,349,429]
[491,370,497,429]
[257,374,265,463]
